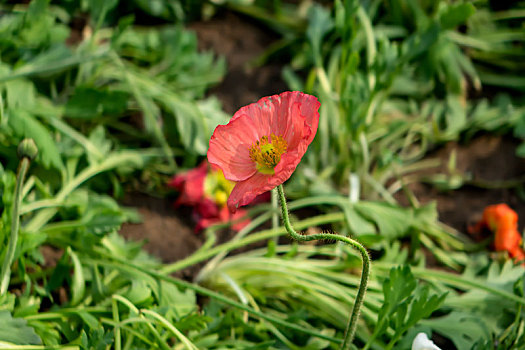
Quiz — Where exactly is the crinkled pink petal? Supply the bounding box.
[228,173,284,212]
[294,92,320,144]
[282,102,307,150]
[208,121,257,181]
[230,92,319,142]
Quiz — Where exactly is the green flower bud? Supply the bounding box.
[17,138,38,161]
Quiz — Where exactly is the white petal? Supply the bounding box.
[412,333,442,350]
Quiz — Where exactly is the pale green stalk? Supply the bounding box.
[86,258,342,344]
[161,212,344,274]
[0,140,36,295]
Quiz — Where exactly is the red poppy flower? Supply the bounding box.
[168,161,251,233]
[168,161,208,207]
[207,91,320,212]
[469,204,525,262]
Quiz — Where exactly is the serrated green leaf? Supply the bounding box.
[422,311,491,349]
[382,266,417,316]
[81,208,126,236]
[86,125,112,164]
[369,265,446,348]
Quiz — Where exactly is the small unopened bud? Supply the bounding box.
[17,138,38,161]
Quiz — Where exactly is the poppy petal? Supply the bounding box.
[208,121,257,181]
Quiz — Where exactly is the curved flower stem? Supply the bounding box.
[276,184,370,349]
[271,188,279,244]
[0,154,32,295]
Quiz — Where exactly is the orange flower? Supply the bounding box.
[469,204,525,262]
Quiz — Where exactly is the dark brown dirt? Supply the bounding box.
[190,11,288,114]
[118,194,204,278]
[399,135,525,231]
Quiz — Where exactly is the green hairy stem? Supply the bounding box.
[276,184,371,349]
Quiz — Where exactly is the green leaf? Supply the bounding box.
[79,328,114,350]
[46,252,69,296]
[354,201,412,239]
[17,231,47,261]
[514,114,525,139]
[368,266,446,348]
[0,310,41,345]
[5,79,36,109]
[82,208,125,236]
[306,4,334,64]
[354,201,438,239]
[343,205,377,236]
[123,280,154,306]
[439,3,475,30]
[7,109,63,170]
[86,125,112,164]
[67,247,85,306]
[65,86,129,119]
[86,0,119,26]
[159,281,197,318]
[76,310,100,330]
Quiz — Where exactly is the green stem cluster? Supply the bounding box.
[276,185,371,349]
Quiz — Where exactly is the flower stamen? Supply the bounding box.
[249,134,287,174]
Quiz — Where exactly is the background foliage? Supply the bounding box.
[0,0,525,349]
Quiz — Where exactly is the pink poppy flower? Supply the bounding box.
[207,91,320,212]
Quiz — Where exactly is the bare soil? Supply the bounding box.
[190,11,288,114]
[402,135,525,231]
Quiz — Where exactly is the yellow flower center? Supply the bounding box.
[204,169,234,206]
[249,134,287,175]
